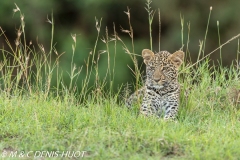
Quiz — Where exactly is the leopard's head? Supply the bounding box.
[142,49,184,89]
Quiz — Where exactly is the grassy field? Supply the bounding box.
[1,2,240,160]
[0,66,240,160]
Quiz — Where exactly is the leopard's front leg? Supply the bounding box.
[140,94,153,116]
[163,99,179,120]
[140,91,161,117]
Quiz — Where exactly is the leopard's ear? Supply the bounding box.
[142,49,154,64]
[168,51,184,69]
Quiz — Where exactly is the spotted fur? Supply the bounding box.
[126,49,184,120]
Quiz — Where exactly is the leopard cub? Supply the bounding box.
[126,49,184,120]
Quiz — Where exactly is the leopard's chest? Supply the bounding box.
[143,88,168,107]
[143,86,179,109]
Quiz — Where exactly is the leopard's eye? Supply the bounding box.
[147,65,155,70]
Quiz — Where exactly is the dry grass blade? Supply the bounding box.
[185,33,240,70]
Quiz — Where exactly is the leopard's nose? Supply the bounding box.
[153,77,160,82]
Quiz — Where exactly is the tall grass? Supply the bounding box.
[0,2,240,160]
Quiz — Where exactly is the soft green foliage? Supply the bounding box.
[0,2,240,160]
[1,0,240,90]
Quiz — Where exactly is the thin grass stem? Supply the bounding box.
[217,21,222,65]
[202,6,212,56]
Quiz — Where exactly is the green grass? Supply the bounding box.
[0,2,240,160]
[0,74,240,159]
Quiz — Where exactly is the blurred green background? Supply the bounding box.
[0,0,239,92]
